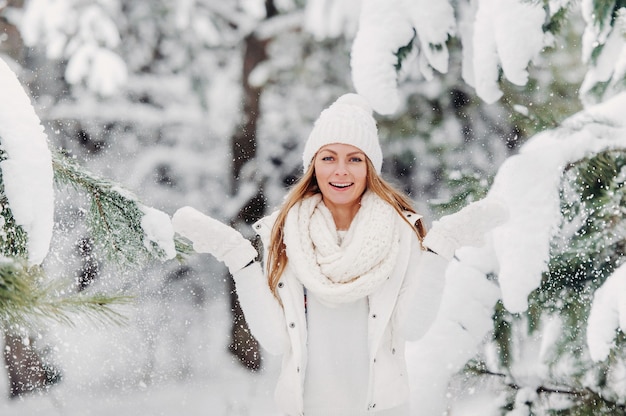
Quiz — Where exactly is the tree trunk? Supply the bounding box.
[227,1,278,371]
[0,9,63,398]
[3,332,61,398]
[0,7,24,62]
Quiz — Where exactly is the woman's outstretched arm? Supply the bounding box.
[172,206,288,355]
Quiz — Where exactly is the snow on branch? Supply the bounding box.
[0,258,130,329]
[487,91,626,313]
[579,0,626,105]
[587,262,626,362]
[0,57,181,329]
[0,56,180,269]
[349,0,626,111]
[350,0,455,115]
[52,152,178,267]
[465,0,546,104]
[349,0,547,112]
[350,0,413,115]
[408,91,626,414]
[0,56,54,266]
[408,0,455,75]
[18,0,127,96]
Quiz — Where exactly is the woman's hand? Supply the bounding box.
[171,206,258,273]
[423,198,509,260]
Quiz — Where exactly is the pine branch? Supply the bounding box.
[430,169,492,215]
[52,150,190,267]
[0,260,130,329]
[465,362,626,410]
[551,149,626,288]
[475,147,626,414]
[0,143,28,259]
[395,29,416,72]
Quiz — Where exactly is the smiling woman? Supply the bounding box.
[172,93,507,416]
[313,144,367,230]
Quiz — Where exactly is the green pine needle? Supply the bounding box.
[0,142,28,260]
[52,150,176,267]
[0,260,130,329]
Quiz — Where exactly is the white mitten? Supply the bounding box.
[423,198,509,260]
[171,206,258,273]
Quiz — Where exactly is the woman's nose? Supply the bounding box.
[334,161,348,175]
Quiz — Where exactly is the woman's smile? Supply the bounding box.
[330,182,354,189]
[314,143,368,229]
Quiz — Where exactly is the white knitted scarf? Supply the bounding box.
[283,191,400,306]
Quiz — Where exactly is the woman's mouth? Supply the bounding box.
[330,182,353,189]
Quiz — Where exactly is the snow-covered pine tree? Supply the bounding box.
[458,1,626,413]
[0,57,180,332]
[465,148,626,415]
[356,1,626,414]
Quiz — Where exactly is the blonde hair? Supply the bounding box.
[266,156,427,298]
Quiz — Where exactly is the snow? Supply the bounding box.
[578,0,626,104]
[406,91,626,412]
[490,0,545,87]
[487,91,626,313]
[408,254,501,415]
[65,45,128,96]
[17,0,127,96]
[0,56,54,265]
[350,0,413,115]
[448,391,508,416]
[140,206,177,261]
[350,0,455,114]
[579,22,626,105]
[408,0,455,74]
[466,0,546,103]
[457,0,478,92]
[0,294,281,416]
[0,57,173,265]
[587,263,626,362]
[304,0,361,41]
[19,0,74,60]
[350,0,550,112]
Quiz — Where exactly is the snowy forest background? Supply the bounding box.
[0,0,625,415]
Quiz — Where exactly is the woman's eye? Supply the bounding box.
[321,156,334,161]
[350,157,363,162]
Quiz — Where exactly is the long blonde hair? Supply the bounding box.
[266,157,427,298]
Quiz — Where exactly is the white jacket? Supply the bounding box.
[232,211,448,416]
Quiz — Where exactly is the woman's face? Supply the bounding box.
[314,143,368,212]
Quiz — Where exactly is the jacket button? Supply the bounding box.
[289,322,295,328]
[392,348,396,354]
[371,313,377,319]
[254,223,261,229]
[278,282,284,288]
[296,366,300,373]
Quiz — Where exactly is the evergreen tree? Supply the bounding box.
[455,151,626,415]
[0,57,182,340]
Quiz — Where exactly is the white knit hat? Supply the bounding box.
[303,93,382,173]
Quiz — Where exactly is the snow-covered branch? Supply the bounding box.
[0,57,54,266]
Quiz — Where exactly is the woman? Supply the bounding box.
[172,93,506,415]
